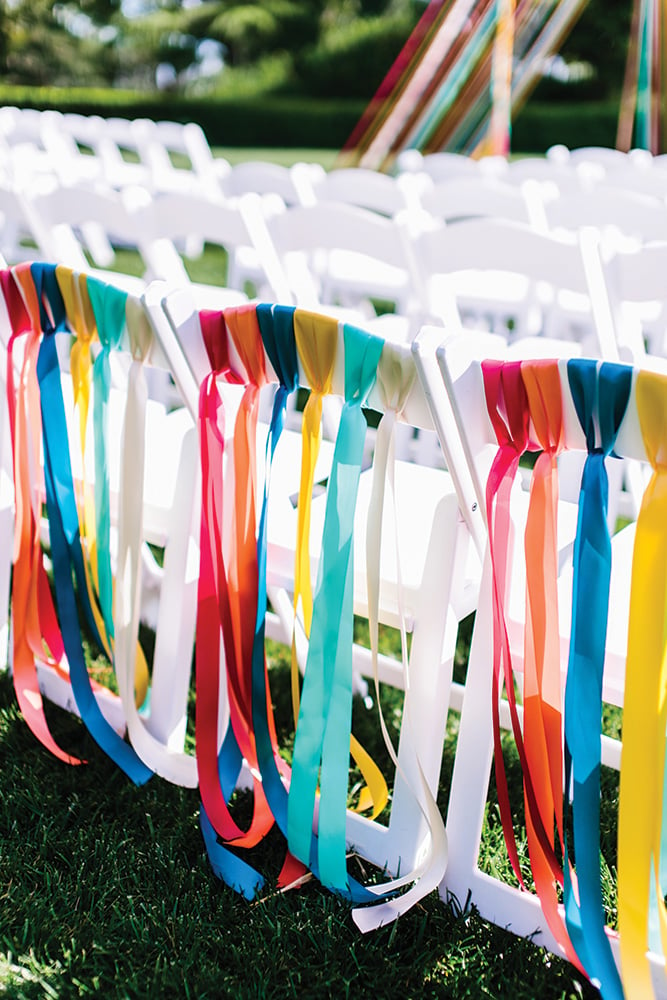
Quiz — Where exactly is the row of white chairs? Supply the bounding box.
[3,160,667,364]
[2,262,666,996]
[8,107,667,245]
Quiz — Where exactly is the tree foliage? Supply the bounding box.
[0,0,636,99]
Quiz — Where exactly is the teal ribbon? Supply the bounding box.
[287,322,384,894]
[636,0,652,151]
[87,276,127,641]
[564,358,631,1000]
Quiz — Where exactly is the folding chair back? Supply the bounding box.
[414,326,667,999]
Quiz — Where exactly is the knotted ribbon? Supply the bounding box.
[482,360,536,882]
[354,341,449,931]
[2,264,74,763]
[287,321,385,896]
[563,358,630,1000]
[57,269,151,710]
[111,291,197,785]
[520,359,580,970]
[195,307,273,898]
[290,309,338,718]
[482,359,580,970]
[33,262,151,783]
[618,367,667,999]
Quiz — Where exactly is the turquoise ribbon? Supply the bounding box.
[33,263,151,784]
[287,322,384,894]
[87,276,127,641]
[564,358,631,1000]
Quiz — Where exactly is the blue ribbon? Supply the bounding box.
[33,263,152,785]
[564,358,630,1000]
[247,303,299,829]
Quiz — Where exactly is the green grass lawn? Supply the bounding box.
[0,618,605,999]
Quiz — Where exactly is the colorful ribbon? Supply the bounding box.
[563,358,630,1000]
[32,262,151,784]
[195,307,274,897]
[288,321,385,894]
[2,265,76,763]
[618,367,667,998]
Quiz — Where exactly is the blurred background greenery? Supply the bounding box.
[0,0,636,151]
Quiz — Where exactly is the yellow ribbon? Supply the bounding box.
[292,309,338,715]
[55,266,149,708]
[618,368,667,998]
[292,309,387,819]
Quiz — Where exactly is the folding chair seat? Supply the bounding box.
[413,327,667,1000]
[142,285,482,922]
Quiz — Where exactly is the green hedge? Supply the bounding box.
[0,84,620,153]
[0,86,365,148]
[512,101,620,153]
[294,15,416,99]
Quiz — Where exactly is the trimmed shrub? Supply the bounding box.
[0,84,621,153]
[294,15,418,99]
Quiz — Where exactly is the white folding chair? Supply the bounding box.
[408,215,618,358]
[130,118,230,198]
[543,185,667,247]
[220,159,321,207]
[419,176,535,226]
[15,179,149,294]
[1,266,199,778]
[132,188,290,308]
[413,327,666,997]
[263,201,421,330]
[142,283,481,891]
[310,167,411,217]
[600,238,667,362]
